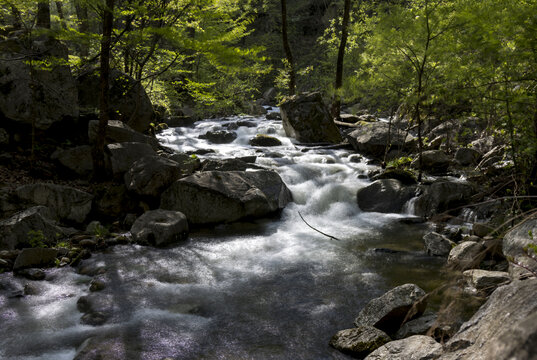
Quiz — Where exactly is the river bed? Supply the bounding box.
[0,112,445,359]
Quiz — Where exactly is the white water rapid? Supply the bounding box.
[0,111,445,359]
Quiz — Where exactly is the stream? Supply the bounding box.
[0,111,446,359]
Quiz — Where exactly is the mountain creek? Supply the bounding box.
[0,111,449,359]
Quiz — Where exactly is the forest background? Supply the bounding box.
[1,0,537,188]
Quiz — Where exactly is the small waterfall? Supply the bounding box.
[403,196,419,215]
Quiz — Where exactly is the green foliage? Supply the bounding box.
[92,224,109,239]
[387,156,413,169]
[28,230,47,248]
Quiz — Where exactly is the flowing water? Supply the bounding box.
[0,112,446,359]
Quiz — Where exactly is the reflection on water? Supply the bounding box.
[0,113,446,359]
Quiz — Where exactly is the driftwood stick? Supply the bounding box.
[298,211,341,241]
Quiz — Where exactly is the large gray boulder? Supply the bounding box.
[106,142,156,176]
[455,147,482,166]
[51,145,93,176]
[92,183,138,219]
[346,122,415,158]
[354,284,427,335]
[15,183,93,224]
[411,150,451,174]
[167,153,202,176]
[130,209,188,247]
[447,241,485,271]
[161,170,292,224]
[0,36,78,130]
[330,326,391,358]
[423,232,455,257]
[201,158,262,172]
[279,92,342,144]
[199,130,237,144]
[395,313,438,339]
[124,155,181,197]
[0,206,62,250]
[503,218,537,277]
[78,69,154,132]
[439,279,537,360]
[13,248,58,270]
[74,337,124,360]
[365,335,443,360]
[463,269,511,296]
[88,120,159,150]
[414,181,474,218]
[357,179,416,213]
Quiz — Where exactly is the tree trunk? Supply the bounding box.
[281,0,296,96]
[74,0,90,57]
[11,6,22,30]
[91,0,115,181]
[37,0,51,29]
[331,0,352,120]
[55,1,67,29]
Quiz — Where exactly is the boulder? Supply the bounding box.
[92,183,138,219]
[354,284,427,335]
[106,142,156,176]
[447,241,485,270]
[51,145,93,176]
[455,148,481,166]
[124,155,181,197]
[346,122,415,158]
[463,269,511,295]
[167,153,202,175]
[160,170,292,224]
[0,206,62,250]
[395,313,438,339]
[199,130,237,144]
[18,268,46,280]
[266,112,281,120]
[330,326,391,358]
[411,150,451,174]
[423,232,455,257]
[439,279,537,360]
[78,69,154,132]
[371,169,417,185]
[471,224,492,240]
[13,248,58,270]
[201,159,262,172]
[0,36,78,130]
[414,181,474,218]
[279,92,342,144]
[15,183,93,224]
[502,218,537,277]
[130,209,189,247]
[74,337,125,360]
[365,335,443,360]
[339,113,361,124]
[357,179,416,213]
[249,134,282,147]
[88,120,160,150]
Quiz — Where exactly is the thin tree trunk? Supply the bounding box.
[92,0,115,181]
[11,6,22,30]
[331,0,352,120]
[75,0,89,57]
[55,1,67,29]
[37,0,51,29]
[281,0,296,96]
